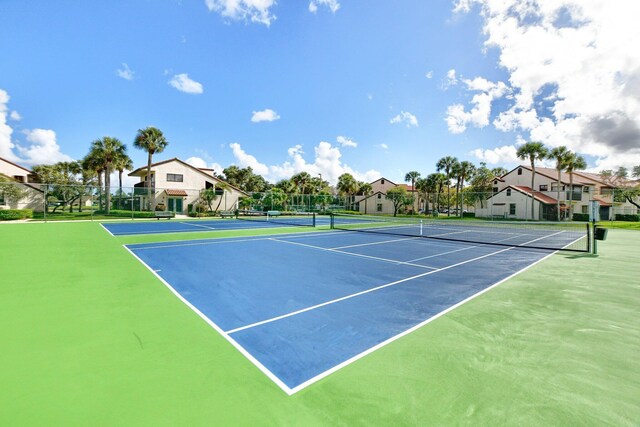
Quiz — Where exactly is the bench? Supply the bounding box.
[154,211,175,220]
[220,211,235,218]
[267,210,281,217]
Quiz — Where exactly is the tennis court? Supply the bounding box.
[126,227,567,394]
[103,212,325,236]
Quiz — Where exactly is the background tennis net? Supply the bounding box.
[237,210,316,227]
[331,213,591,252]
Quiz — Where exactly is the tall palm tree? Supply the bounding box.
[112,150,133,209]
[456,161,476,216]
[404,171,420,214]
[426,173,446,213]
[133,126,169,210]
[82,149,105,210]
[358,182,373,214]
[337,173,358,210]
[415,177,429,213]
[516,141,549,220]
[548,146,570,221]
[436,156,458,215]
[564,152,587,220]
[213,181,230,212]
[89,137,126,214]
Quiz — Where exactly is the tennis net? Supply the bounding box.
[236,210,316,227]
[330,213,591,252]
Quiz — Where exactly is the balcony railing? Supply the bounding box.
[133,181,155,195]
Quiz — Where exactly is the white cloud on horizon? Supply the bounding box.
[116,63,135,81]
[186,156,224,175]
[229,141,380,184]
[309,0,340,14]
[205,0,276,26]
[251,108,280,123]
[390,111,419,128]
[0,89,72,166]
[9,111,21,121]
[453,0,640,170]
[169,73,204,94]
[336,136,357,148]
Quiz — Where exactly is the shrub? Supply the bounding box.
[0,209,33,221]
[462,212,476,218]
[614,213,639,222]
[572,213,590,221]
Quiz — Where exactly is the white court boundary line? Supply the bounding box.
[123,229,579,395]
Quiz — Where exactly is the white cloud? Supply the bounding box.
[116,63,134,81]
[470,145,519,165]
[205,0,276,26]
[229,141,379,184]
[0,89,72,166]
[336,135,357,148]
[367,94,373,101]
[169,73,204,94]
[445,78,509,133]
[309,0,340,14]
[390,111,419,128]
[378,143,389,150]
[186,156,223,174]
[18,129,73,166]
[442,68,458,89]
[453,0,640,169]
[251,108,280,123]
[9,111,21,121]
[425,71,434,79]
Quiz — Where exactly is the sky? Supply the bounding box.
[1,0,639,187]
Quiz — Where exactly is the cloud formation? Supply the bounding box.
[309,0,340,14]
[251,108,280,123]
[336,136,357,148]
[0,89,72,166]
[169,73,204,94]
[454,0,640,169]
[186,156,224,175]
[205,0,276,26]
[116,63,134,81]
[446,77,509,133]
[229,141,380,184]
[390,111,419,128]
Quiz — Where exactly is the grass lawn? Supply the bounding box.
[0,222,638,425]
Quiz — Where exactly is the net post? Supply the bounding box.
[587,222,592,254]
[312,212,316,227]
[330,213,335,229]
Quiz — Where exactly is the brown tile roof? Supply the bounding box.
[510,185,558,204]
[164,189,188,196]
[592,196,612,207]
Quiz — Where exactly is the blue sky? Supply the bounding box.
[1,0,639,185]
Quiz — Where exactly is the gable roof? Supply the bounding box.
[0,156,32,174]
[511,164,604,186]
[369,177,397,186]
[128,157,247,195]
[487,185,558,205]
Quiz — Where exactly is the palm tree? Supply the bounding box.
[133,126,169,210]
[564,152,587,219]
[426,173,446,213]
[112,150,133,209]
[456,161,476,216]
[415,177,429,213]
[436,156,458,215]
[88,137,126,214]
[358,182,373,214]
[404,171,420,214]
[337,173,358,210]
[82,149,106,210]
[548,146,570,221]
[516,141,549,220]
[213,181,230,212]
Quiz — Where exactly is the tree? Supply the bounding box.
[291,172,312,194]
[414,177,428,213]
[455,161,476,216]
[599,169,613,183]
[426,173,447,212]
[32,162,84,213]
[199,188,217,212]
[517,141,549,220]
[133,126,168,210]
[88,137,127,214]
[82,149,106,210]
[386,186,414,217]
[615,167,629,179]
[436,156,458,216]
[633,166,640,179]
[469,162,495,209]
[112,150,133,208]
[564,152,587,219]
[337,173,358,210]
[0,174,26,207]
[213,182,230,212]
[404,171,420,214]
[491,167,508,177]
[357,182,373,214]
[548,146,571,221]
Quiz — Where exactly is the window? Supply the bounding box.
[517,168,522,175]
[377,194,382,199]
[493,187,498,193]
[0,192,5,205]
[380,179,385,185]
[509,203,516,215]
[581,205,588,214]
[551,183,565,191]
[493,180,498,184]
[166,173,183,182]
[583,186,590,193]
[506,189,511,196]
[539,184,548,191]
[13,175,24,183]
[377,203,383,212]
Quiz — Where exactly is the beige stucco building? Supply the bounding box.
[129,158,247,214]
[353,177,416,215]
[0,156,44,211]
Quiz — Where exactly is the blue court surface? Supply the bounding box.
[126,230,555,394]
[103,216,330,236]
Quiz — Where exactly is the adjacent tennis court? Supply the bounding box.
[126,228,563,394]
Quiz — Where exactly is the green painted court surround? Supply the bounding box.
[0,221,638,425]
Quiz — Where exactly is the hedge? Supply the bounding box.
[614,213,639,222]
[572,213,590,221]
[0,209,33,221]
[94,210,156,218]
